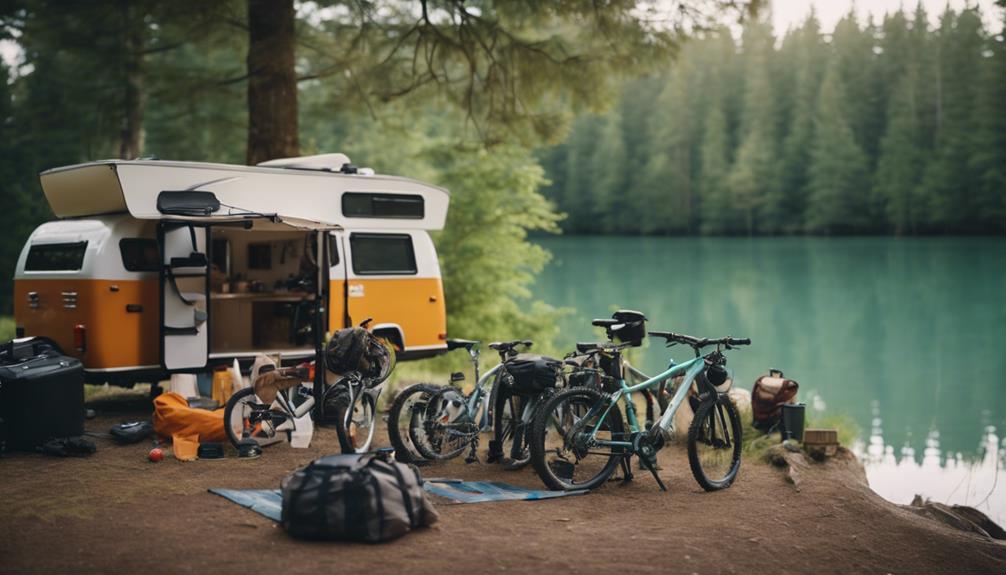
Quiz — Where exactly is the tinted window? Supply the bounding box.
[120,238,160,272]
[25,242,87,271]
[342,193,424,219]
[328,236,340,266]
[350,234,417,275]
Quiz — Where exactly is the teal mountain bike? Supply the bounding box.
[529,326,751,492]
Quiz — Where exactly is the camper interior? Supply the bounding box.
[207,226,326,358]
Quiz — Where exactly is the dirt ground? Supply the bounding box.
[1,393,1004,575]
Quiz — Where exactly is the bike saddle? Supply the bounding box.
[489,340,532,352]
[591,318,619,328]
[446,338,481,351]
[575,341,606,353]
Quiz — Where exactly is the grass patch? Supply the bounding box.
[738,405,861,459]
[0,316,15,341]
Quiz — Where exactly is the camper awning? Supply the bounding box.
[39,158,450,231]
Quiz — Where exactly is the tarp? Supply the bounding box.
[209,480,588,522]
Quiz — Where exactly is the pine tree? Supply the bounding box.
[806,59,870,233]
[592,111,629,233]
[968,6,1006,231]
[776,13,825,230]
[920,7,985,231]
[726,18,778,234]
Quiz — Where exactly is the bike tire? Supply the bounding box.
[493,388,533,470]
[413,387,471,461]
[529,386,625,491]
[387,383,441,463]
[332,388,378,454]
[223,387,287,449]
[687,396,743,491]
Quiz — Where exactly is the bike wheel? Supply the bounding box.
[493,389,533,470]
[687,396,743,491]
[413,387,473,461]
[223,387,285,448]
[332,388,378,453]
[530,387,625,491]
[387,383,441,462]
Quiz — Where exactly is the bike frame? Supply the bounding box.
[467,363,502,431]
[588,355,707,447]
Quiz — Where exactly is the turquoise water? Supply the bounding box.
[531,236,1006,458]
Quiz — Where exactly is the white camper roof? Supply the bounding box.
[38,156,450,231]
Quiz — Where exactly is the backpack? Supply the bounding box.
[281,453,438,542]
[503,354,562,396]
[751,369,799,431]
[324,328,392,383]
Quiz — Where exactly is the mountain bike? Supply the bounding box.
[387,339,552,468]
[529,327,751,492]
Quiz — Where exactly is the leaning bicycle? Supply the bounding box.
[387,339,559,468]
[223,319,394,454]
[529,317,750,492]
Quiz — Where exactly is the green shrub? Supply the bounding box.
[0,316,15,341]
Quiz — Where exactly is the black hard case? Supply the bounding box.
[0,338,85,450]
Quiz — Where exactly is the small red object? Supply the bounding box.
[148,447,164,462]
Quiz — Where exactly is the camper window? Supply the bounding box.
[350,233,416,275]
[119,238,159,272]
[342,193,424,219]
[25,242,87,271]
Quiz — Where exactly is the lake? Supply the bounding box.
[531,236,1006,522]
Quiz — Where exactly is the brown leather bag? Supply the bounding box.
[751,369,798,430]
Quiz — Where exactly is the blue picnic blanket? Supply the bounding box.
[209,480,586,521]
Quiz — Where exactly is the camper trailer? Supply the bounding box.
[12,154,449,385]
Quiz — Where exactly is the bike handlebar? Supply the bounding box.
[647,331,751,349]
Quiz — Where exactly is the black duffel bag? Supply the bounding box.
[503,354,562,396]
[281,453,438,542]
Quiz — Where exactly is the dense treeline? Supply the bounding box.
[539,6,1006,235]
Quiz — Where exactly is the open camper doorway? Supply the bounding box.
[206,225,330,364]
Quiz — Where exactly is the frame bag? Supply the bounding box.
[503,354,561,396]
[281,453,438,542]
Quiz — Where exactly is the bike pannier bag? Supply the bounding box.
[751,369,799,431]
[281,453,438,542]
[503,354,561,396]
[324,327,392,384]
[0,338,84,451]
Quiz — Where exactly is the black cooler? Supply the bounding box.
[0,337,85,451]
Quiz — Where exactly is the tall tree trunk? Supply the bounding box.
[119,0,145,160]
[246,0,299,165]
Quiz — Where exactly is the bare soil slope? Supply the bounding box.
[1,395,1003,575]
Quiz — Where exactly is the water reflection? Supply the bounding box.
[853,403,1005,526]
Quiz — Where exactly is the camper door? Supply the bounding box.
[159,222,209,371]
